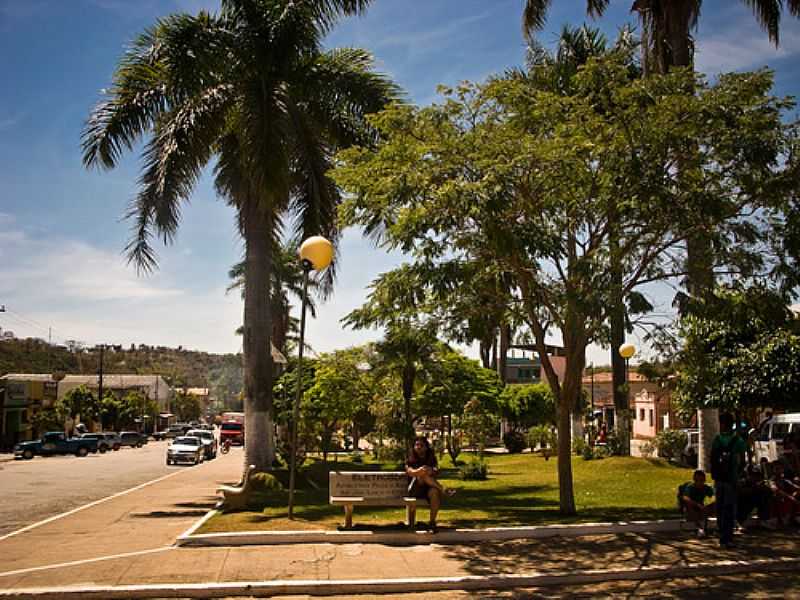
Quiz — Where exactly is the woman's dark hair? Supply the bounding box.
[407,436,434,465]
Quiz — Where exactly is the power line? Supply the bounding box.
[2,307,82,346]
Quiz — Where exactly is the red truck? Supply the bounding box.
[219,413,245,446]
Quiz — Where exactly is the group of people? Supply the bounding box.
[679,413,800,548]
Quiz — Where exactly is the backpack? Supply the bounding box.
[710,437,733,482]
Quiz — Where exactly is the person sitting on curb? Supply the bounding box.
[406,436,456,533]
[738,462,773,530]
[769,461,800,528]
[679,469,716,537]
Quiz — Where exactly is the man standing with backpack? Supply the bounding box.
[711,412,747,548]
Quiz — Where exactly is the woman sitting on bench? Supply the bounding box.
[406,436,455,532]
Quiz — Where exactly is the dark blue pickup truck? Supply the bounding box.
[14,431,99,459]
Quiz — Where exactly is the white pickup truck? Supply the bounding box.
[753,413,800,462]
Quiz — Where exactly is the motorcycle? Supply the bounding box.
[220,438,232,454]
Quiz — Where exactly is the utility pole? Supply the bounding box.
[97,345,105,431]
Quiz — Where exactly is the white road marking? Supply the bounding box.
[0,469,185,543]
[0,546,175,578]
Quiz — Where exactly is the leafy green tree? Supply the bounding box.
[81,0,399,472]
[31,408,63,437]
[344,278,441,452]
[675,286,800,413]
[495,383,555,432]
[301,348,374,460]
[417,348,502,459]
[335,56,796,514]
[524,0,800,460]
[459,398,497,460]
[58,385,100,432]
[173,392,202,423]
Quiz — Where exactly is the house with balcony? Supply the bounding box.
[0,374,59,449]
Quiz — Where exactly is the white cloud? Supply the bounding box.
[696,13,800,75]
[0,227,182,303]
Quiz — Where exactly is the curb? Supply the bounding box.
[177,515,715,547]
[1,555,796,599]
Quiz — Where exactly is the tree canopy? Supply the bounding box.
[334,53,799,514]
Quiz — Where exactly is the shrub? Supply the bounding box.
[605,430,624,456]
[350,452,364,464]
[459,459,489,480]
[246,471,283,510]
[503,431,527,453]
[573,435,587,456]
[654,429,688,462]
[528,424,556,453]
[581,443,594,461]
[250,471,283,493]
[593,446,609,459]
[640,440,656,459]
[375,443,406,464]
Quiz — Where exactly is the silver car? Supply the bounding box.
[166,436,204,465]
[186,429,217,460]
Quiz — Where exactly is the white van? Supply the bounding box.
[754,413,800,462]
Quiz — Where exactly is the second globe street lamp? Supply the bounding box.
[288,236,334,519]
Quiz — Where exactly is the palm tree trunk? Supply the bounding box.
[242,201,276,474]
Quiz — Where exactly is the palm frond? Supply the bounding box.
[586,0,610,17]
[742,0,783,45]
[523,0,552,38]
[82,12,228,170]
[125,83,234,272]
[301,48,403,149]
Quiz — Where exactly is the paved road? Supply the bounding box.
[0,440,214,536]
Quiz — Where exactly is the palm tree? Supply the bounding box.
[524,0,799,64]
[227,240,319,356]
[372,321,440,453]
[82,0,399,472]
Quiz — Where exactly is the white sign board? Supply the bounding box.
[329,471,408,498]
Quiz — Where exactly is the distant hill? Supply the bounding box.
[0,338,244,409]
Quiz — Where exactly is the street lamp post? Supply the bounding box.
[288,236,333,520]
[618,343,636,448]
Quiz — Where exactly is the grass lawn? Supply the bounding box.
[198,453,693,534]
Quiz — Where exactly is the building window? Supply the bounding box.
[639,408,645,421]
[649,409,654,427]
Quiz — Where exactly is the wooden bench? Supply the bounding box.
[329,471,429,529]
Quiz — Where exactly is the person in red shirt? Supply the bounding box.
[406,436,455,532]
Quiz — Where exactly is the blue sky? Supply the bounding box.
[1,0,799,362]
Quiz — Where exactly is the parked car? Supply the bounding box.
[754,413,800,461]
[680,429,699,467]
[119,431,146,448]
[186,429,217,460]
[166,436,204,465]
[152,429,169,441]
[14,432,99,459]
[80,432,121,452]
[164,425,187,439]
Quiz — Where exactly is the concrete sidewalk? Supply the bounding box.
[1,449,799,597]
[1,525,798,593]
[0,448,242,574]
